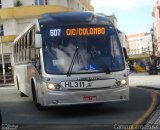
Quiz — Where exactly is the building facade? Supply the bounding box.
[0,0,94,83]
[153,0,160,55]
[127,33,152,60]
[119,31,129,50]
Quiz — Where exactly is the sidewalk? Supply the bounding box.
[129,72,160,129]
[129,72,160,89]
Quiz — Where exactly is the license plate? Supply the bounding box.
[83,96,97,101]
[61,81,88,89]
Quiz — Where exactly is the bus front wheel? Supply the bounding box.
[31,83,45,111]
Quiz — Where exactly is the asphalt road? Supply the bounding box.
[0,86,156,130]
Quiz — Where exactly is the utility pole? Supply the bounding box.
[150,28,155,58]
[0,32,6,84]
[149,28,157,75]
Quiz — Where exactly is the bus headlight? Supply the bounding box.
[48,83,61,90]
[121,80,127,85]
[116,80,127,87]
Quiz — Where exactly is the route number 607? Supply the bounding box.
[50,29,61,37]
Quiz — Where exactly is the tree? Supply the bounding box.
[14,0,23,7]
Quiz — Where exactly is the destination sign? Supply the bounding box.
[66,27,106,36]
[48,27,106,37]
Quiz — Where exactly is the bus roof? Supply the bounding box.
[38,11,113,29]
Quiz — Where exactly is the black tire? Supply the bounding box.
[20,92,27,97]
[36,103,46,111]
[16,78,20,90]
[32,84,46,111]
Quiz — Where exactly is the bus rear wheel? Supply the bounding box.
[20,92,27,97]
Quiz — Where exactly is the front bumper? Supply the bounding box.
[42,87,129,106]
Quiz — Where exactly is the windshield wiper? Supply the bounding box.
[67,46,79,77]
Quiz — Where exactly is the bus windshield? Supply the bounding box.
[42,25,125,74]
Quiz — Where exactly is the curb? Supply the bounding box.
[136,86,160,90]
[128,91,158,130]
[0,84,14,87]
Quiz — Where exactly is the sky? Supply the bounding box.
[91,0,155,35]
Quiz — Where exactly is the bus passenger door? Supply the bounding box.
[35,49,41,74]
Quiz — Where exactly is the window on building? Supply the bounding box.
[35,0,47,5]
[77,3,80,8]
[0,0,2,8]
[35,0,38,5]
[67,0,69,6]
[45,0,48,5]
[39,0,44,5]
[0,24,4,36]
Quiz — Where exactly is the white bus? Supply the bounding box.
[12,12,129,110]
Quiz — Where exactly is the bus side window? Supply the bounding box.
[19,41,22,62]
[26,33,30,62]
[24,36,26,61]
[21,39,23,62]
[30,30,36,64]
[23,36,26,61]
[20,41,21,62]
[17,42,19,62]
[32,29,35,45]
[14,43,17,63]
[22,38,24,61]
[25,35,27,49]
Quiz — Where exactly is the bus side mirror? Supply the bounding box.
[35,31,42,49]
[123,47,128,61]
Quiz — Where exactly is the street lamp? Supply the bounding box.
[0,31,6,84]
